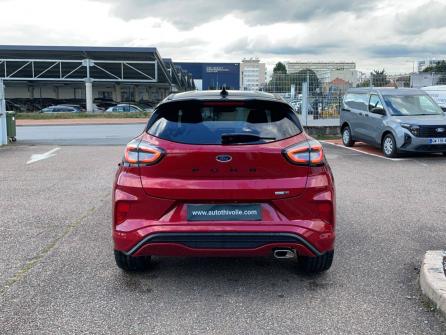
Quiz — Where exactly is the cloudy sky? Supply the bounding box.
[1,0,446,74]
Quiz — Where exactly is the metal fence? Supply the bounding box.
[262,70,446,126]
[263,72,346,126]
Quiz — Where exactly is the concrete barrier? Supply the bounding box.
[420,250,446,318]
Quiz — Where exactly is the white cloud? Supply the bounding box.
[0,0,445,73]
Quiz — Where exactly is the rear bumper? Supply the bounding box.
[124,232,322,257]
[113,165,336,258]
[113,222,335,258]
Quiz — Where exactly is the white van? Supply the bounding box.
[422,85,446,111]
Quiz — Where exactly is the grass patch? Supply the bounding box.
[421,295,437,312]
[15,112,151,120]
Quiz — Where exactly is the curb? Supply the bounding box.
[420,250,446,318]
[304,125,340,136]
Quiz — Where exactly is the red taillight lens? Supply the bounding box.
[285,143,310,164]
[124,139,164,165]
[309,141,324,165]
[115,202,130,225]
[283,140,324,166]
[317,202,333,225]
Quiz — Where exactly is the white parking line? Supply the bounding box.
[321,141,410,161]
[26,147,60,165]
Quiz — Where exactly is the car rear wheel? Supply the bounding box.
[342,126,355,147]
[382,134,398,158]
[114,250,151,272]
[297,250,334,273]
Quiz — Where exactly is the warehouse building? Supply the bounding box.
[0,45,195,112]
[175,62,240,90]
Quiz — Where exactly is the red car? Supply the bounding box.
[113,89,335,273]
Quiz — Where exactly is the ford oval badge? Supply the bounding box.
[216,154,232,163]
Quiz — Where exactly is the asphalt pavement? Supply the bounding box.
[17,124,146,145]
[0,128,446,334]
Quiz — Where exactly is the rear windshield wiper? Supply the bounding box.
[221,133,276,145]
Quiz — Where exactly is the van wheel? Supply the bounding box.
[341,126,355,147]
[382,134,398,158]
[114,250,151,272]
[297,250,334,273]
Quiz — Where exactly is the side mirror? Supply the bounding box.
[371,107,386,116]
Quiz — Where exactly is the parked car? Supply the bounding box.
[288,98,301,111]
[60,104,85,111]
[421,85,446,112]
[112,89,335,273]
[136,102,155,112]
[41,105,81,113]
[106,104,144,113]
[94,98,117,110]
[5,100,25,112]
[340,88,446,157]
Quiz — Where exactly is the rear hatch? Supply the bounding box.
[139,99,309,201]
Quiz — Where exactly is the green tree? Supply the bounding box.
[422,61,446,84]
[273,62,287,74]
[357,79,371,87]
[293,69,320,93]
[371,69,389,87]
[266,68,320,93]
[438,75,446,85]
[267,73,290,92]
[422,60,446,73]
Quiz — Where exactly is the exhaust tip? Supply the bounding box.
[273,249,296,259]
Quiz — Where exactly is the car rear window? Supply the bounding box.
[147,100,302,145]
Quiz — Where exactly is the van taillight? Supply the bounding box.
[124,139,164,165]
[283,140,324,166]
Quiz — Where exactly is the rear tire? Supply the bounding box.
[297,250,334,273]
[114,250,151,272]
[341,126,355,147]
[382,133,398,158]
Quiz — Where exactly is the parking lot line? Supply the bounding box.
[26,147,60,165]
[321,141,409,161]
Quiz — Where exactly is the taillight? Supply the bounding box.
[283,139,324,166]
[317,202,334,225]
[124,139,164,166]
[115,202,130,225]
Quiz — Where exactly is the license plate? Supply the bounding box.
[429,138,446,144]
[187,204,262,221]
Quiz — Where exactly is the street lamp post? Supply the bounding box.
[0,78,7,145]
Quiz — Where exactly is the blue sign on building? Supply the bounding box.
[175,62,240,90]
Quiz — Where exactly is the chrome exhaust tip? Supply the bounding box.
[273,249,296,259]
